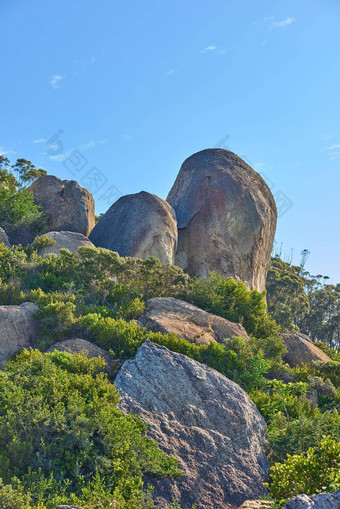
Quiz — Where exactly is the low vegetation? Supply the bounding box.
[0,219,339,506]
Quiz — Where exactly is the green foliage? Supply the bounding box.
[266,257,310,332]
[82,313,270,390]
[267,257,340,349]
[193,273,280,338]
[266,436,340,503]
[11,159,47,187]
[0,349,180,508]
[0,156,42,225]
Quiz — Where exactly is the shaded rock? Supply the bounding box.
[140,297,249,345]
[284,490,340,509]
[47,338,110,363]
[37,231,95,256]
[167,149,277,291]
[281,333,331,367]
[305,376,336,408]
[116,340,269,509]
[29,175,95,236]
[0,227,10,247]
[90,191,177,264]
[0,302,39,365]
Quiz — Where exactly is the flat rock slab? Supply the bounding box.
[140,297,250,345]
[37,231,95,256]
[116,340,269,509]
[47,338,110,363]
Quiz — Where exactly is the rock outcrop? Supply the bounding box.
[89,191,177,264]
[0,227,10,247]
[281,333,331,367]
[29,175,95,236]
[167,149,277,291]
[47,338,110,363]
[140,297,249,345]
[284,490,340,509]
[37,231,95,256]
[0,302,39,365]
[116,340,269,509]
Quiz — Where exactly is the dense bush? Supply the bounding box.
[0,156,44,225]
[0,349,180,508]
[193,273,280,338]
[266,436,340,503]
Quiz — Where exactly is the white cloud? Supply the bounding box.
[271,17,295,29]
[330,152,340,160]
[165,69,174,75]
[201,45,217,53]
[0,146,15,156]
[50,75,64,89]
[33,138,47,144]
[78,139,107,151]
[328,143,340,150]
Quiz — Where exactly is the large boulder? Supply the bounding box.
[37,231,95,256]
[116,340,269,509]
[284,490,340,509]
[167,149,277,291]
[0,302,39,365]
[0,227,10,247]
[140,297,249,345]
[28,175,95,236]
[47,338,110,363]
[89,191,177,264]
[281,333,331,367]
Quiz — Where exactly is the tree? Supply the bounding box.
[0,156,43,225]
[11,158,46,187]
[266,257,310,332]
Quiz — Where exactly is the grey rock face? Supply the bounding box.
[167,149,277,291]
[284,490,340,509]
[47,338,110,363]
[281,333,331,367]
[29,175,95,236]
[90,191,177,264]
[0,303,39,365]
[116,340,269,509]
[0,227,10,247]
[37,231,95,256]
[140,297,250,345]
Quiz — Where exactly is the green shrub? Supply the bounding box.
[0,349,180,508]
[192,273,280,338]
[266,436,340,503]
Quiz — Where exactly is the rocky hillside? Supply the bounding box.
[0,150,339,509]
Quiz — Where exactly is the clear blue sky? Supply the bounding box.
[1,0,340,281]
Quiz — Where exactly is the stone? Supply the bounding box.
[37,231,95,256]
[238,501,275,509]
[47,338,110,363]
[0,302,39,365]
[0,227,10,247]
[167,149,277,291]
[116,340,269,509]
[140,297,250,345]
[281,333,331,367]
[284,490,340,509]
[28,175,95,236]
[89,191,177,264]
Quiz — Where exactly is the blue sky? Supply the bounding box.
[1,0,340,281]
